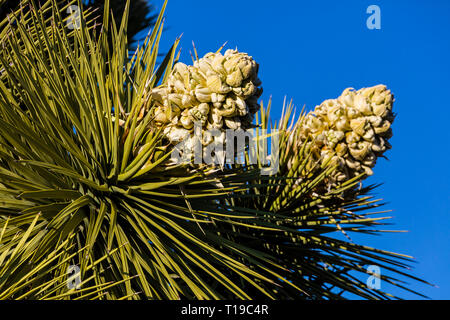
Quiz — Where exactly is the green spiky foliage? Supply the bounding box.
[0,0,429,300]
[0,0,157,46]
[83,0,157,46]
[228,101,430,299]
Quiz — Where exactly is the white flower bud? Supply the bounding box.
[141,49,262,149]
[290,85,394,186]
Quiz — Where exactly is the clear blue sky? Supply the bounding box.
[148,0,450,299]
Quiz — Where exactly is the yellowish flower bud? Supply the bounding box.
[291,85,394,186]
[142,49,262,146]
[226,70,243,87]
[206,75,223,93]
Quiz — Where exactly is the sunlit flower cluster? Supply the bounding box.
[291,85,395,183]
[149,49,262,145]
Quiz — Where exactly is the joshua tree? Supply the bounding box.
[0,0,430,299]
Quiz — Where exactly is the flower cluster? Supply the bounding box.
[149,49,262,144]
[292,85,395,183]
